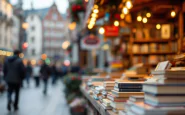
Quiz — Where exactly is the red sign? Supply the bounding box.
[104,26,119,37]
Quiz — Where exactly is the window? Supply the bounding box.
[32,49,36,56]
[31,37,35,43]
[31,26,35,31]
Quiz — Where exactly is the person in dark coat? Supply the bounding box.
[51,63,58,85]
[3,50,25,111]
[40,61,50,95]
[25,61,32,86]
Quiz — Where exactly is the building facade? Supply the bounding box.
[25,3,68,60]
[0,0,14,50]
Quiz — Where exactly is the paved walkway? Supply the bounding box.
[0,79,71,115]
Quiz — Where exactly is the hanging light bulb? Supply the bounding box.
[137,15,142,22]
[122,7,129,14]
[114,20,119,26]
[91,17,96,22]
[156,24,161,29]
[120,14,125,19]
[146,12,151,18]
[94,5,98,9]
[142,17,148,23]
[92,13,97,18]
[99,27,105,34]
[88,24,93,29]
[126,0,133,9]
[171,10,176,18]
[93,9,99,13]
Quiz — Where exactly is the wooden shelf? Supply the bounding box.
[132,52,176,55]
[133,38,178,43]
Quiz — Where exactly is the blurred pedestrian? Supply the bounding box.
[51,63,57,85]
[25,61,32,86]
[40,61,50,95]
[33,63,41,87]
[61,63,68,77]
[3,50,25,111]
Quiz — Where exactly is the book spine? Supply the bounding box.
[117,84,142,89]
[117,89,142,92]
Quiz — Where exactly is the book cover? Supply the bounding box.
[114,87,142,92]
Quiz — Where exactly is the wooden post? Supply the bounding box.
[178,10,183,53]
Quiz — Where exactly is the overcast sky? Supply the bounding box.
[10,0,69,14]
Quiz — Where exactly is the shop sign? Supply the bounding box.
[81,34,100,50]
[104,26,119,37]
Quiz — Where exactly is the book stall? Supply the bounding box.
[79,0,185,115]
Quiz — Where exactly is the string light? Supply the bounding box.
[93,9,99,13]
[122,7,129,14]
[171,10,176,18]
[120,14,125,19]
[94,5,98,9]
[156,24,161,29]
[91,17,96,22]
[88,25,93,29]
[126,0,133,9]
[99,27,105,34]
[92,13,97,18]
[114,20,119,26]
[137,15,142,22]
[146,12,151,18]
[142,17,148,23]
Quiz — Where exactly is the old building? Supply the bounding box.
[25,3,68,60]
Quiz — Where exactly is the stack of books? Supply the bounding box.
[101,99,113,110]
[109,80,144,113]
[144,70,185,107]
[119,95,144,115]
[127,70,185,114]
[93,86,104,100]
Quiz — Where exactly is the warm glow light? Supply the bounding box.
[2,51,6,56]
[62,41,70,50]
[156,24,161,29]
[114,20,119,26]
[68,22,76,30]
[19,53,24,58]
[137,15,142,22]
[93,9,99,13]
[126,0,133,9]
[41,54,47,60]
[22,22,29,30]
[142,17,148,23]
[64,60,70,66]
[171,10,176,18]
[92,13,97,18]
[120,14,125,19]
[88,25,93,29]
[89,21,95,25]
[6,52,12,56]
[85,0,88,2]
[102,44,109,50]
[31,60,36,65]
[122,7,129,14]
[99,27,105,34]
[0,50,2,55]
[94,5,98,9]
[146,12,151,18]
[91,17,96,22]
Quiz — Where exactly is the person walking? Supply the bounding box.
[3,50,25,111]
[33,63,41,87]
[25,61,32,86]
[51,63,57,85]
[40,61,50,95]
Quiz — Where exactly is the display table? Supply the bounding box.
[80,87,118,115]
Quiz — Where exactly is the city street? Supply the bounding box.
[0,80,70,115]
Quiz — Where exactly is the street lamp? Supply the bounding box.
[62,41,70,50]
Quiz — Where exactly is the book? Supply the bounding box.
[101,103,113,110]
[112,90,144,97]
[107,93,128,102]
[131,102,185,115]
[112,108,123,113]
[133,44,140,53]
[155,61,172,71]
[145,100,185,107]
[145,93,185,104]
[149,43,157,52]
[104,86,114,91]
[102,99,111,106]
[103,81,115,87]
[141,44,149,53]
[129,95,144,102]
[151,70,185,79]
[110,101,125,110]
[115,82,143,89]
[149,55,158,64]
[143,83,185,94]
[114,87,142,92]
[156,78,185,84]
